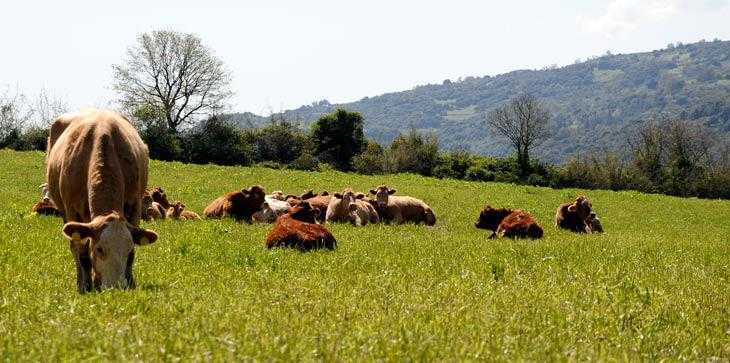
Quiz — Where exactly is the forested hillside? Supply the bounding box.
[226,40,730,162]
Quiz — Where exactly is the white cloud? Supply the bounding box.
[578,0,729,38]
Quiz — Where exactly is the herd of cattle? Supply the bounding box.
[30,109,604,292]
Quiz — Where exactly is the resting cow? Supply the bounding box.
[46,109,158,292]
[290,193,331,223]
[149,186,171,210]
[325,188,379,226]
[252,195,292,223]
[166,201,202,221]
[475,205,543,239]
[555,196,594,233]
[203,186,266,222]
[141,192,165,221]
[31,183,62,216]
[266,202,337,251]
[587,212,604,233]
[368,186,436,225]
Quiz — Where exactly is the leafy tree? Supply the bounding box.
[387,129,439,176]
[353,140,386,175]
[310,109,364,171]
[486,93,550,176]
[181,117,252,166]
[113,30,233,132]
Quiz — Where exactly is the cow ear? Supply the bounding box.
[62,222,94,242]
[320,191,329,196]
[567,204,577,212]
[388,189,396,195]
[369,189,376,195]
[355,193,365,199]
[334,193,343,199]
[129,225,158,246]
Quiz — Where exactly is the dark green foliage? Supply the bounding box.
[433,150,473,179]
[140,122,182,161]
[11,127,48,151]
[310,109,364,171]
[243,121,311,165]
[387,129,439,176]
[180,117,253,166]
[353,140,386,175]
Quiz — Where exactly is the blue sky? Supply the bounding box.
[1,0,729,115]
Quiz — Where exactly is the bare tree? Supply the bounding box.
[486,93,550,175]
[32,87,68,127]
[112,30,233,132]
[0,86,33,147]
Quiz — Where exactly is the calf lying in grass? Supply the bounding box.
[166,202,202,221]
[475,205,543,239]
[266,202,336,251]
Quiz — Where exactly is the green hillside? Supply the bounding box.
[227,40,730,162]
[0,150,728,360]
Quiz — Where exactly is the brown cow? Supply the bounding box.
[587,212,604,233]
[326,189,379,226]
[32,183,61,216]
[555,196,593,233]
[166,201,202,221]
[475,206,543,239]
[46,109,158,292]
[290,193,331,223]
[150,186,171,210]
[266,202,336,251]
[203,186,266,222]
[141,192,165,221]
[369,186,436,225]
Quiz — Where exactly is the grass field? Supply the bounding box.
[0,150,728,361]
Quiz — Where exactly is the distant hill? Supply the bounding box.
[225,40,730,162]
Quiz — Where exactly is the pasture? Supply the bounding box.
[0,150,728,360]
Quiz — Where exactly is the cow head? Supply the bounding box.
[568,196,592,221]
[288,202,318,224]
[475,205,512,231]
[62,212,157,291]
[170,201,185,218]
[369,186,396,209]
[299,190,316,200]
[242,185,266,208]
[252,202,278,223]
[150,187,170,208]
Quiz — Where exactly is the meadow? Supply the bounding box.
[0,150,728,361]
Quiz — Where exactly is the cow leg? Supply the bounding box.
[70,240,92,293]
[125,250,136,289]
[488,232,497,239]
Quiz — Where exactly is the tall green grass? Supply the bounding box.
[0,150,727,360]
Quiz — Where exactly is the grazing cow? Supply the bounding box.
[203,186,266,222]
[46,109,158,292]
[326,189,379,226]
[587,212,604,233]
[266,202,337,251]
[555,196,593,233]
[368,186,436,225]
[252,195,292,223]
[475,206,543,239]
[32,183,62,216]
[166,202,202,221]
[141,192,165,221]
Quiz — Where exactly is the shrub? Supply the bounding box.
[181,117,253,166]
[289,151,319,171]
[387,129,439,176]
[140,122,182,161]
[244,122,310,164]
[433,150,472,179]
[353,141,386,175]
[12,127,48,151]
[465,165,495,182]
[310,109,364,171]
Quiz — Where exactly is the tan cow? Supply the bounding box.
[325,188,379,226]
[368,186,436,225]
[166,201,202,221]
[46,109,158,293]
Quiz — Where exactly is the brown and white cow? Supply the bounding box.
[166,201,202,221]
[555,196,594,233]
[46,109,158,292]
[266,202,337,251]
[586,212,604,233]
[252,195,292,223]
[475,206,543,239]
[289,193,331,223]
[203,186,266,222]
[325,188,379,226]
[149,186,171,210]
[368,186,436,225]
[141,192,165,221]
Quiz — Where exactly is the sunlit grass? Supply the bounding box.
[0,150,728,360]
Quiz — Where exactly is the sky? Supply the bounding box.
[1,0,729,116]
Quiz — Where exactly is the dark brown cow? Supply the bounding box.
[203,186,266,222]
[289,193,331,223]
[266,202,336,251]
[555,196,593,233]
[587,212,604,233]
[46,109,158,292]
[150,187,171,209]
[475,206,543,239]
